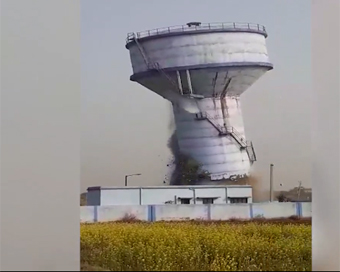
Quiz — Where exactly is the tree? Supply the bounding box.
[80,192,87,206]
[277,192,287,202]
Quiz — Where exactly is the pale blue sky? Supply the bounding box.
[81,0,311,193]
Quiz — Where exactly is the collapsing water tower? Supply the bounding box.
[125,22,273,182]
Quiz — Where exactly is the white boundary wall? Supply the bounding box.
[80,202,312,223]
[80,205,149,223]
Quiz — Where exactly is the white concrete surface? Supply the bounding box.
[141,186,226,204]
[252,202,297,218]
[301,202,312,217]
[101,188,140,206]
[173,97,252,180]
[97,205,149,222]
[210,204,250,220]
[87,185,253,206]
[80,205,149,223]
[80,202,312,223]
[227,186,252,199]
[129,32,270,75]
[80,206,97,223]
[154,205,209,221]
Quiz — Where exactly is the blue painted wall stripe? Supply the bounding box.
[147,205,152,222]
[295,203,298,216]
[152,205,156,222]
[207,204,211,220]
[295,202,303,217]
[147,205,156,222]
[94,206,98,223]
[298,202,302,217]
[249,203,253,219]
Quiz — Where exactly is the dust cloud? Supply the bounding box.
[166,129,181,185]
[163,104,179,185]
[244,174,271,202]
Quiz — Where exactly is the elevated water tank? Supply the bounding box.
[125,22,273,182]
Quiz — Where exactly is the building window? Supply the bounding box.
[229,197,248,204]
[180,198,191,204]
[202,198,214,204]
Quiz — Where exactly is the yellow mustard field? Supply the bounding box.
[81,222,311,271]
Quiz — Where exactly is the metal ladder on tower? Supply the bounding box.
[195,111,257,164]
[195,112,226,135]
[132,34,182,94]
[225,127,247,149]
[223,127,257,164]
[246,141,257,164]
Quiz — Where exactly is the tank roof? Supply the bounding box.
[126,22,267,46]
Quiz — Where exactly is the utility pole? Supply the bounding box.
[269,164,274,202]
[189,188,196,204]
[297,181,302,201]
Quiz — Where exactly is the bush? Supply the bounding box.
[81,222,311,271]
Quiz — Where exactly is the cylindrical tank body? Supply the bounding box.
[125,22,273,182]
[173,96,250,180]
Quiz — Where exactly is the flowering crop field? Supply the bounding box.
[81,220,311,271]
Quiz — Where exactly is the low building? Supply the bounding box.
[86,185,253,206]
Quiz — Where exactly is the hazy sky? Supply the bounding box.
[81,0,311,193]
